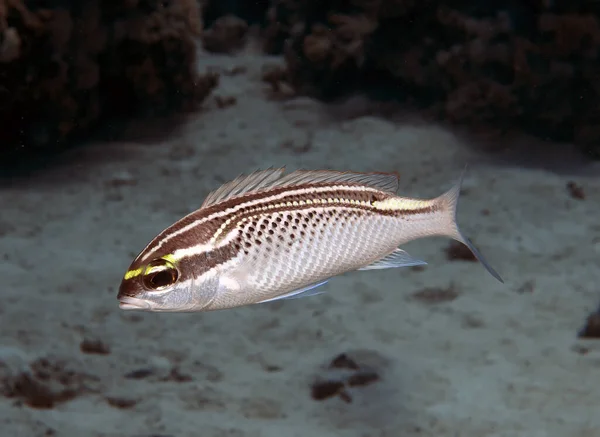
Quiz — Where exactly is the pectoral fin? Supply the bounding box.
[358,249,427,271]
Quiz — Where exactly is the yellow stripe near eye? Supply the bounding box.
[145,265,168,275]
[123,254,178,280]
[162,253,178,263]
[124,267,143,280]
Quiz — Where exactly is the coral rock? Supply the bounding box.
[0,0,218,169]
[267,0,600,158]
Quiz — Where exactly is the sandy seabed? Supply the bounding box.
[1,51,599,437]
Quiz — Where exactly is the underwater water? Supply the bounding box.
[1,44,600,437]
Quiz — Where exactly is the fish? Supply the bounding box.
[117,167,502,312]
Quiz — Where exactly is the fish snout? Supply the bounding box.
[118,296,152,311]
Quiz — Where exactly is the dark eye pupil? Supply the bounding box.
[149,270,176,288]
[142,258,179,290]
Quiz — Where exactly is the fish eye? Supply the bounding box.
[142,258,179,290]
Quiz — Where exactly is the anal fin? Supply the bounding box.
[256,280,329,304]
[358,249,427,271]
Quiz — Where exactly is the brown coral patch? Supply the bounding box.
[266,1,600,158]
[0,0,218,173]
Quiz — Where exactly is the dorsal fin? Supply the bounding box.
[200,168,400,208]
[201,167,286,208]
[275,169,400,193]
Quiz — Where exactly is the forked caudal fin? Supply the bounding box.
[436,166,504,283]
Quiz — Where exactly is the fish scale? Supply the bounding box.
[239,209,395,298]
[117,167,503,312]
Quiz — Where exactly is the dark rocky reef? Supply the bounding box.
[0,0,218,171]
[263,0,600,158]
[3,0,599,170]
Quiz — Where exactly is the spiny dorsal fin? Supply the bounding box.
[275,169,400,193]
[200,168,400,208]
[201,167,286,208]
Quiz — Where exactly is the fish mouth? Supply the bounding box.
[118,296,152,311]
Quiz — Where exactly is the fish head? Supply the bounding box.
[117,250,219,312]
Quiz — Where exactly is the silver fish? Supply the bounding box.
[117,167,502,312]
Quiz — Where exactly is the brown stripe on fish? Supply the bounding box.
[139,184,437,264]
[167,208,372,271]
[212,203,366,247]
[134,209,229,265]
[208,189,384,245]
[208,189,439,246]
[138,183,385,261]
[175,241,240,279]
[171,198,438,264]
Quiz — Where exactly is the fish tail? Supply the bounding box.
[435,165,504,283]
